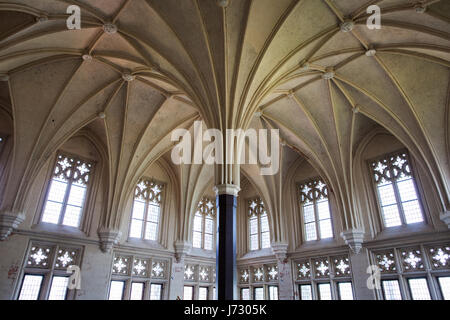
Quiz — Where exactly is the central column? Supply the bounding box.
[214,184,240,300]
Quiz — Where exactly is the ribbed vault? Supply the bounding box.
[0,0,448,238]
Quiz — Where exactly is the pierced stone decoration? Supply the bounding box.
[313,258,330,278]
[299,178,328,204]
[132,258,150,277]
[427,246,450,269]
[240,268,250,283]
[151,260,166,279]
[55,248,78,269]
[370,152,411,185]
[199,265,211,282]
[27,246,53,268]
[112,256,131,275]
[53,154,93,186]
[134,178,164,204]
[375,250,397,273]
[253,266,264,282]
[332,256,351,277]
[197,198,216,216]
[248,198,265,217]
[266,265,278,281]
[184,264,196,281]
[400,248,424,272]
[297,261,311,279]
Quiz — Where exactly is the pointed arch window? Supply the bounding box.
[193,197,216,250]
[369,150,424,228]
[298,178,333,241]
[41,153,94,228]
[248,198,270,251]
[129,178,164,241]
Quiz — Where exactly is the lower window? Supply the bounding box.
[109,281,125,300]
[381,280,402,300]
[18,275,44,300]
[407,278,431,300]
[337,282,354,300]
[183,285,194,300]
[150,284,163,300]
[268,285,278,300]
[198,287,209,300]
[253,287,264,300]
[317,283,332,300]
[240,288,250,300]
[299,284,312,300]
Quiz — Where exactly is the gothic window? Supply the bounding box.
[295,254,353,300]
[298,178,333,241]
[238,264,278,300]
[371,243,450,300]
[17,242,82,300]
[183,263,216,300]
[41,153,94,228]
[192,197,216,250]
[129,178,164,241]
[109,253,168,300]
[248,198,270,251]
[369,150,424,228]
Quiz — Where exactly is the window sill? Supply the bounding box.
[189,247,216,259]
[31,222,86,237]
[125,237,165,250]
[240,248,274,260]
[375,223,434,240]
[296,237,338,250]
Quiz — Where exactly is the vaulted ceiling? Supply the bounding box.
[0,0,449,233]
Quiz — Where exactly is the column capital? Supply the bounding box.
[340,228,365,254]
[271,242,289,262]
[98,227,122,253]
[174,240,192,263]
[214,184,240,197]
[0,210,25,240]
[440,210,450,229]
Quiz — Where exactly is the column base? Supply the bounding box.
[0,210,25,240]
[98,227,122,253]
[340,228,365,254]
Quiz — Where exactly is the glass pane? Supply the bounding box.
[317,200,331,220]
[184,286,194,300]
[129,219,143,238]
[62,205,82,227]
[303,204,315,223]
[147,204,160,223]
[48,276,69,300]
[67,184,86,207]
[260,214,269,232]
[382,280,402,300]
[305,222,317,241]
[250,234,258,251]
[319,219,333,239]
[261,231,270,249]
[249,217,258,235]
[198,287,208,300]
[18,275,43,300]
[438,277,450,300]
[300,285,312,300]
[397,179,418,202]
[150,284,162,300]
[338,282,353,300]
[268,286,278,300]
[132,200,145,219]
[241,288,250,300]
[378,183,397,206]
[144,222,158,241]
[254,287,264,300]
[42,201,63,224]
[193,231,202,248]
[318,283,332,300]
[381,204,402,227]
[47,179,68,203]
[408,278,431,300]
[193,214,203,232]
[108,281,124,300]
[204,233,213,250]
[130,282,144,300]
[205,217,214,234]
[402,200,424,224]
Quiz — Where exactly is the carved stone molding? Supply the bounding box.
[340,229,365,254]
[174,240,192,263]
[440,211,450,229]
[98,227,122,253]
[271,242,289,262]
[0,211,25,240]
[214,184,240,197]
